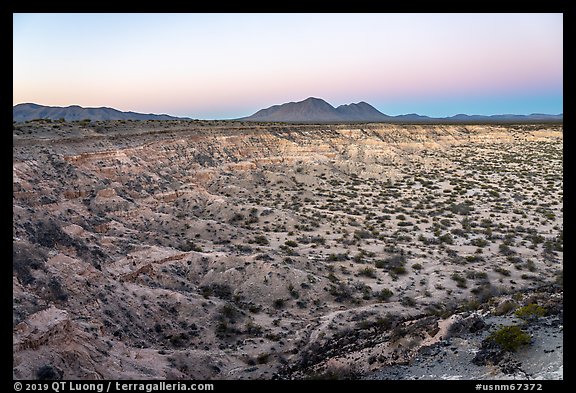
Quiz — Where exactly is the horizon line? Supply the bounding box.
[13,100,563,120]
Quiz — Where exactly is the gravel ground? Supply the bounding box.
[365,313,563,380]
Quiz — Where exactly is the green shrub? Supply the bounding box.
[451,273,467,288]
[488,325,531,352]
[470,238,489,247]
[374,259,386,269]
[493,267,511,276]
[220,303,240,322]
[328,283,353,302]
[354,230,373,239]
[438,233,454,244]
[515,303,546,320]
[465,255,483,263]
[450,202,474,215]
[376,288,393,301]
[359,267,377,278]
[374,254,406,270]
[327,253,349,262]
[400,296,417,307]
[252,235,269,246]
[499,243,516,256]
[391,266,407,276]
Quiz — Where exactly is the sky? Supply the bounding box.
[13,13,563,119]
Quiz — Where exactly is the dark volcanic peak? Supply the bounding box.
[238,97,390,123]
[13,103,187,122]
[239,97,344,123]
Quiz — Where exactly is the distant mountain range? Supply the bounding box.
[237,97,563,124]
[13,103,187,122]
[13,100,562,124]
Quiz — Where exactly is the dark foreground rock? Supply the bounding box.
[365,288,563,380]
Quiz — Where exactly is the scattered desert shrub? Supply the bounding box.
[13,243,47,285]
[179,240,203,252]
[244,321,263,335]
[354,230,373,239]
[47,277,68,302]
[297,235,326,245]
[493,267,511,276]
[499,243,516,256]
[465,255,484,263]
[466,270,488,280]
[251,235,269,246]
[470,238,489,248]
[390,266,407,276]
[488,325,531,352]
[284,240,298,247]
[449,202,474,215]
[273,298,286,309]
[326,253,349,262]
[229,213,244,223]
[200,283,233,300]
[375,288,393,301]
[514,303,546,320]
[397,221,414,227]
[355,282,372,300]
[328,283,353,302]
[525,260,537,272]
[438,233,454,244]
[400,296,417,307]
[374,254,405,269]
[359,267,377,278]
[451,273,467,288]
[256,353,270,364]
[374,259,387,269]
[494,299,518,315]
[287,283,300,299]
[220,303,240,322]
[308,363,360,380]
[554,270,563,287]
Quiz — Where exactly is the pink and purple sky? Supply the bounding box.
[13,13,563,119]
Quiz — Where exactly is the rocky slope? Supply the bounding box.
[13,120,563,380]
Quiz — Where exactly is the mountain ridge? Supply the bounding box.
[13,101,563,124]
[13,103,188,122]
[237,97,563,124]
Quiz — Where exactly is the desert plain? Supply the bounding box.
[13,120,563,380]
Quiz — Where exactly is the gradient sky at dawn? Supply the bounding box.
[13,13,563,119]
